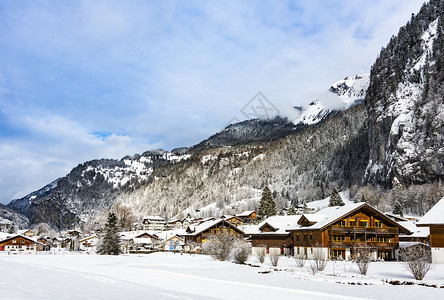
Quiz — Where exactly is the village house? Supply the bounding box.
[417,196,444,263]
[120,231,162,253]
[0,219,13,233]
[164,235,184,251]
[17,229,34,237]
[183,219,245,251]
[236,210,257,224]
[245,215,301,256]
[287,203,411,261]
[0,234,43,252]
[80,235,99,253]
[142,216,167,231]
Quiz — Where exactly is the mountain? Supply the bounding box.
[0,204,29,230]
[364,0,444,187]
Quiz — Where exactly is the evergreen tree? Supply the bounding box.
[98,212,121,255]
[329,188,344,206]
[393,200,404,217]
[258,186,277,220]
[288,205,297,215]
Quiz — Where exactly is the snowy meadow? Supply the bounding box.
[0,252,443,299]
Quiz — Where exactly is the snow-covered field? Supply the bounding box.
[0,253,443,299]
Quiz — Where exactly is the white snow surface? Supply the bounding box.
[417,196,444,225]
[306,190,352,210]
[294,100,331,125]
[0,253,443,299]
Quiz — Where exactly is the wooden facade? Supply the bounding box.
[289,204,410,261]
[236,211,257,224]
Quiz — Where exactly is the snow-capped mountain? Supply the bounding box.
[293,74,369,126]
[293,100,332,125]
[329,74,369,106]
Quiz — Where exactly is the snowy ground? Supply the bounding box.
[0,252,443,299]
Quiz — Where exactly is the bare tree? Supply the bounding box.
[400,245,432,280]
[113,204,134,231]
[256,243,267,263]
[270,253,279,267]
[202,233,237,261]
[355,247,372,275]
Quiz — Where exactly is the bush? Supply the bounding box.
[295,257,306,268]
[400,245,432,280]
[232,239,251,264]
[313,247,328,272]
[202,233,237,261]
[256,243,267,263]
[355,248,371,275]
[270,253,279,267]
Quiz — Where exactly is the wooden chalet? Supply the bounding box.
[287,203,411,261]
[183,219,245,250]
[236,210,257,224]
[0,235,43,252]
[417,196,444,263]
[245,215,301,256]
[222,216,243,227]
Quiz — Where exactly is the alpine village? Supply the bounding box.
[1,0,444,297]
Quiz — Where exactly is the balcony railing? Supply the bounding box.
[329,240,398,248]
[330,226,398,234]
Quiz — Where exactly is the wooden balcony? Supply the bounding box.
[329,240,398,248]
[330,226,398,234]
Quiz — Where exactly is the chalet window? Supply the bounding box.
[310,233,312,240]
[349,221,356,227]
[375,221,382,228]
[296,234,299,241]
[332,235,345,242]
[303,234,306,241]
[360,220,369,227]
[338,220,346,227]
[20,240,24,244]
[12,240,16,244]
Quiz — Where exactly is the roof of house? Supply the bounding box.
[132,237,153,244]
[236,210,256,217]
[416,196,444,226]
[399,241,430,249]
[0,232,13,241]
[80,235,99,242]
[398,221,430,238]
[185,219,244,236]
[287,202,411,233]
[244,215,302,236]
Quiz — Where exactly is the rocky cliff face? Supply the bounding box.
[365,0,444,187]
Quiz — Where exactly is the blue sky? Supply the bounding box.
[0,0,425,203]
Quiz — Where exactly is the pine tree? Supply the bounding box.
[393,200,404,217]
[288,205,297,215]
[329,188,344,206]
[258,186,276,220]
[98,212,121,255]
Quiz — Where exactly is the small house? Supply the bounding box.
[417,196,444,263]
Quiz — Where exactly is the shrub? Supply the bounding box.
[355,248,371,275]
[202,233,237,261]
[295,257,306,268]
[232,239,251,264]
[313,247,328,272]
[270,253,279,267]
[400,245,432,280]
[256,243,267,263]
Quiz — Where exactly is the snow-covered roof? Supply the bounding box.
[132,237,153,244]
[244,215,301,235]
[287,202,410,233]
[398,221,429,238]
[417,196,444,226]
[0,232,13,241]
[143,216,165,221]
[399,241,430,249]
[236,210,255,217]
[154,229,186,241]
[185,219,244,236]
[80,235,99,242]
